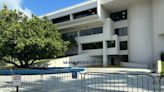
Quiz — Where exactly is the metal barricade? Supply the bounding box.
[0,72,159,92]
[0,75,15,92]
[0,71,83,92]
[159,74,164,92]
[83,72,156,92]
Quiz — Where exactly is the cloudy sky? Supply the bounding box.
[0,0,32,17]
[0,0,86,17]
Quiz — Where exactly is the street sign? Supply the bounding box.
[13,75,21,87]
[72,72,77,79]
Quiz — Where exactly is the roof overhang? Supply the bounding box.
[100,0,150,13]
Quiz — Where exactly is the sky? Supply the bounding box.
[0,0,87,17]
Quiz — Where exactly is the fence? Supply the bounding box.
[0,72,83,92]
[159,75,164,92]
[0,72,162,92]
[83,72,156,92]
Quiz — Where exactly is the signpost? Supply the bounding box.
[13,75,21,92]
[72,72,77,79]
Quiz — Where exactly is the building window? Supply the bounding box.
[110,10,127,22]
[73,8,97,19]
[62,31,78,40]
[107,40,115,48]
[121,55,128,62]
[115,27,128,36]
[120,41,128,50]
[80,27,103,36]
[82,42,103,50]
[52,15,70,24]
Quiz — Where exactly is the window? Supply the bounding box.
[73,8,97,19]
[82,42,103,50]
[80,27,103,36]
[121,55,128,62]
[115,27,128,36]
[62,31,78,41]
[110,10,127,22]
[107,41,115,48]
[52,15,70,24]
[120,41,128,50]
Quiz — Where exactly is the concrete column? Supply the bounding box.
[103,18,113,40]
[103,40,108,67]
[152,0,164,61]
[77,31,82,54]
[70,14,73,20]
[128,0,153,65]
[78,43,82,54]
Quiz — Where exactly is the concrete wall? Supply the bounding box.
[32,54,102,68]
[128,0,153,65]
[152,0,164,61]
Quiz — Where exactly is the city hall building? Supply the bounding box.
[43,0,164,68]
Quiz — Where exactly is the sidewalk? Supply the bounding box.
[84,67,152,73]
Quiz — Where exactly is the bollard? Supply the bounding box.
[41,74,44,92]
[16,86,19,92]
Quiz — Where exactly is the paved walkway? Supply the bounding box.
[84,68,152,73]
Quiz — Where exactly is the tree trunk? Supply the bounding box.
[24,60,30,68]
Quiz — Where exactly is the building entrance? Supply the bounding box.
[111,57,115,65]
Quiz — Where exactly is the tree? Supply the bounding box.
[0,5,69,68]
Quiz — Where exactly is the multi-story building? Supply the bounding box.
[43,0,164,68]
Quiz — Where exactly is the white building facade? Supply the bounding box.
[44,0,164,68]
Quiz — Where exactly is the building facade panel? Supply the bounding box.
[44,0,164,68]
[128,0,153,65]
[152,0,164,61]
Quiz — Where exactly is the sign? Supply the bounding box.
[13,75,21,87]
[72,72,77,79]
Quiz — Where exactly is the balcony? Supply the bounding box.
[51,15,70,24]
[76,34,104,44]
[82,49,103,56]
[80,41,103,56]
[73,8,97,19]
[107,48,118,55]
[53,7,102,29]
[57,15,100,30]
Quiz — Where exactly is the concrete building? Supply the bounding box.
[42,0,164,68]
